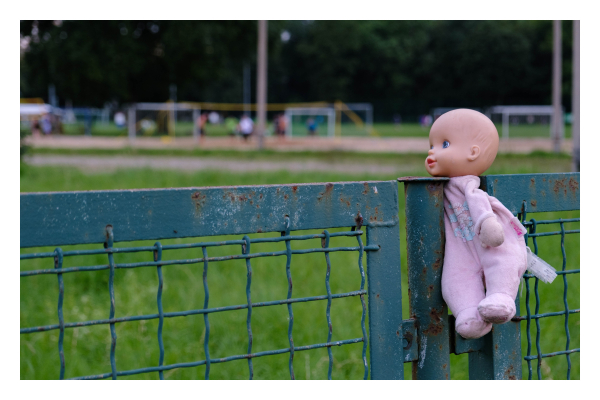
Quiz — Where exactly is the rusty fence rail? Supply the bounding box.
[20,181,403,380]
[20,173,579,379]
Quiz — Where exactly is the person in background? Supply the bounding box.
[51,114,64,134]
[306,117,317,136]
[197,112,209,137]
[208,111,220,124]
[276,113,287,137]
[272,114,280,136]
[31,117,41,137]
[224,115,239,137]
[41,113,53,135]
[114,111,126,128]
[238,114,254,141]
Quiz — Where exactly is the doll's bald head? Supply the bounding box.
[425,109,499,177]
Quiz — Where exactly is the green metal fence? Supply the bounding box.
[20,173,579,379]
[481,173,580,379]
[20,181,404,379]
[399,173,580,380]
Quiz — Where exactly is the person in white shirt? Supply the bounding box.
[238,114,254,141]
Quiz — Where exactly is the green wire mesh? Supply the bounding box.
[517,205,580,380]
[21,226,375,380]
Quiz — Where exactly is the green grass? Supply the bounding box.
[43,121,571,139]
[20,153,579,380]
[27,147,574,173]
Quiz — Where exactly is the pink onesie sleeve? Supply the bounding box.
[463,178,497,235]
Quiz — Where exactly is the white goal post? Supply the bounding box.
[284,107,336,138]
[486,105,563,140]
[128,102,201,140]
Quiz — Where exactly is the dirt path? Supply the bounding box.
[25,154,419,175]
[25,135,573,154]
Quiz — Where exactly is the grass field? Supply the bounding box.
[20,152,579,380]
[40,121,572,139]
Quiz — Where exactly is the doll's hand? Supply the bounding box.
[480,217,504,247]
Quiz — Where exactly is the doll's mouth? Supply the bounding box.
[427,157,436,166]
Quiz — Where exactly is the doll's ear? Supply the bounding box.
[467,145,480,161]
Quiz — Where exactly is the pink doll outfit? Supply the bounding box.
[442,175,528,339]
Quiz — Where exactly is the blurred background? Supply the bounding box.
[20,20,580,380]
[20,21,579,142]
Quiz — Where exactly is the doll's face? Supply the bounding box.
[425,109,499,177]
[425,125,474,177]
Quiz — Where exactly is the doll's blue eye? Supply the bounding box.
[443,141,450,148]
[430,145,433,150]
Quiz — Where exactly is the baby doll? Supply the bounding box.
[425,109,527,339]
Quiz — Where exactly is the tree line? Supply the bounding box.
[20,20,574,121]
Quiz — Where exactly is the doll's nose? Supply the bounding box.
[428,149,434,155]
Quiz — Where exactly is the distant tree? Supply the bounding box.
[20,20,572,119]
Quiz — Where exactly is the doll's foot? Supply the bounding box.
[478,293,516,324]
[455,307,492,339]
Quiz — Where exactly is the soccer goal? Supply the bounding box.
[336,102,374,136]
[486,105,563,140]
[284,107,335,138]
[129,102,198,139]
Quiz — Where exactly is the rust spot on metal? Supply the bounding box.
[530,200,537,207]
[256,214,260,219]
[432,258,441,270]
[317,183,334,201]
[257,228,262,233]
[369,207,380,221]
[173,230,177,233]
[553,178,567,195]
[191,191,207,213]
[442,364,447,369]
[355,213,363,230]
[238,195,248,202]
[530,178,535,188]
[259,194,263,199]
[422,308,444,336]
[362,182,369,194]
[504,365,516,380]
[568,177,579,194]
[423,267,427,275]
[340,197,351,207]
[292,186,298,193]
[284,194,289,200]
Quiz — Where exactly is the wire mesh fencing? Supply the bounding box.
[20,181,403,380]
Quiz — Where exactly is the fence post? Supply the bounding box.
[366,183,404,380]
[192,108,200,141]
[128,106,136,143]
[400,177,450,380]
[468,176,523,380]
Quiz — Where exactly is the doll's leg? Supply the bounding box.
[477,235,527,324]
[442,245,492,339]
